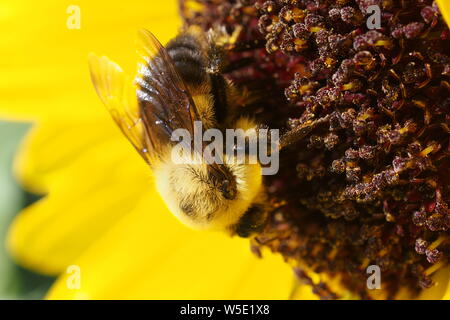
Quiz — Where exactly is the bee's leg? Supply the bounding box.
[206,25,243,74]
[207,28,265,73]
[279,115,331,150]
[206,44,226,75]
[207,25,265,52]
[233,204,268,238]
[279,122,316,151]
[207,25,242,50]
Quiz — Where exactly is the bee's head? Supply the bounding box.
[154,153,262,231]
[207,163,237,200]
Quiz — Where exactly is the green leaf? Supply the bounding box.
[0,121,54,299]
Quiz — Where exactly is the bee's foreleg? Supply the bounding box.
[206,25,243,74]
[231,203,268,238]
[279,114,331,150]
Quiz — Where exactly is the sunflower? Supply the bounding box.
[0,0,448,300]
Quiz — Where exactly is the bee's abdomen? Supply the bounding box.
[165,34,207,87]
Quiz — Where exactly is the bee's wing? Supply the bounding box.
[88,54,154,164]
[135,29,200,152]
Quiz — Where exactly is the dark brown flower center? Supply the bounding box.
[180,0,449,299]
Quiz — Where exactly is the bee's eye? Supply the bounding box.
[220,179,236,200]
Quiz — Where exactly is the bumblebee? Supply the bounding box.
[89,27,270,237]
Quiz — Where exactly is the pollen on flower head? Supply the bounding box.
[180,0,450,299]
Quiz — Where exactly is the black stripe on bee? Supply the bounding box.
[165,34,207,86]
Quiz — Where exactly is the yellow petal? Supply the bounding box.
[6,173,150,275]
[14,119,107,193]
[290,284,320,300]
[442,273,450,300]
[8,122,154,274]
[46,194,294,299]
[13,118,143,194]
[0,0,180,121]
[437,0,450,27]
